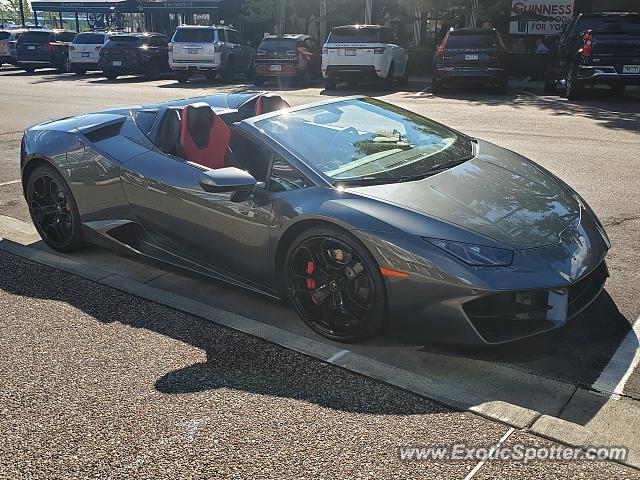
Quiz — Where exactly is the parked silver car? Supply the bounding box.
[0,29,26,66]
[169,25,254,83]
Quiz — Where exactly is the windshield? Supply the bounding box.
[254,98,474,183]
[447,34,500,48]
[173,28,216,43]
[575,15,640,32]
[259,38,297,50]
[328,27,379,43]
[73,32,106,44]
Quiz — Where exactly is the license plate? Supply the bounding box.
[465,54,479,61]
[270,64,281,71]
[187,48,199,54]
[112,60,121,67]
[28,45,36,50]
[81,52,90,57]
[623,64,640,74]
[345,48,357,56]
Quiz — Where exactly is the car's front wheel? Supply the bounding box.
[565,63,583,100]
[27,164,84,252]
[284,226,387,342]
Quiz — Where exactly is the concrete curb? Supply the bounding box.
[0,236,638,471]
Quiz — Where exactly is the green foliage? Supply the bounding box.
[0,0,32,23]
[243,0,320,23]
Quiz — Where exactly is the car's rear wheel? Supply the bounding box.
[382,62,394,90]
[27,165,84,253]
[176,71,190,83]
[323,77,336,91]
[565,63,583,101]
[496,77,508,94]
[284,226,387,342]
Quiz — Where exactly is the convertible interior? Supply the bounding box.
[141,93,290,177]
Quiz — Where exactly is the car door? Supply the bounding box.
[120,133,273,286]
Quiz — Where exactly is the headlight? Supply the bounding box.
[424,238,513,267]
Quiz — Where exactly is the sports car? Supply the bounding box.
[20,92,610,345]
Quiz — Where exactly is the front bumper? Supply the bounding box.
[356,212,610,346]
[577,65,640,86]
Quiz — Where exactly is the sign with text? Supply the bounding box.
[509,0,574,35]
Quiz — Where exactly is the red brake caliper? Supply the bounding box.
[306,261,317,304]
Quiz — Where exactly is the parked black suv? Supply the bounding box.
[544,12,640,100]
[16,29,76,73]
[432,28,508,93]
[98,33,170,80]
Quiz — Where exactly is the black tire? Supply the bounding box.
[399,62,409,86]
[254,76,265,87]
[431,76,442,94]
[222,58,234,83]
[26,164,85,253]
[496,77,508,94]
[611,84,626,96]
[175,71,190,84]
[323,77,336,91]
[543,78,556,94]
[24,66,36,73]
[145,65,160,81]
[382,62,394,90]
[205,71,217,82]
[299,66,311,87]
[73,67,87,75]
[284,225,387,342]
[104,71,118,80]
[565,63,583,101]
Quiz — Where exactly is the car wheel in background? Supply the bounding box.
[496,77,508,94]
[323,77,336,91]
[24,66,35,74]
[382,62,394,90]
[284,226,387,343]
[61,57,72,73]
[611,84,626,96]
[145,65,160,80]
[431,75,442,94]
[175,71,190,84]
[104,71,118,80]
[222,58,234,83]
[27,164,85,253]
[254,75,265,86]
[73,67,87,75]
[565,63,583,101]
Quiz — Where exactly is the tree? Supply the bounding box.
[0,0,32,24]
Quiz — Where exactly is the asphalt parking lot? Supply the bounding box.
[1,66,639,477]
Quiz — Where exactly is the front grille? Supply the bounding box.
[567,261,608,318]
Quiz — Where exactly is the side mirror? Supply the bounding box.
[199,167,256,193]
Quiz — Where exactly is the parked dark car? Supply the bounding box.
[544,12,640,100]
[432,28,508,93]
[254,34,321,86]
[16,29,76,73]
[98,32,170,80]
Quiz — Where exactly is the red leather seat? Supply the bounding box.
[178,102,231,170]
[255,94,291,116]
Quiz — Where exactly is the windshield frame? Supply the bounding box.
[247,97,477,187]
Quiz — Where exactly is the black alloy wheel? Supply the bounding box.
[565,63,583,101]
[285,227,386,342]
[27,165,84,252]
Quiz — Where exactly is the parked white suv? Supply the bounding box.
[169,25,255,83]
[321,25,408,90]
[68,31,110,74]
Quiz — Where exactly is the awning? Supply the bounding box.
[30,0,141,13]
[140,0,223,10]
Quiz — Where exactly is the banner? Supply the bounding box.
[509,0,574,35]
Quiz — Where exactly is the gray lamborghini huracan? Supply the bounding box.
[20,92,610,345]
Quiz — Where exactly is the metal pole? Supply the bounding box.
[18,0,26,26]
[320,0,327,43]
[364,0,372,24]
[34,10,39,27]
[75,12,79,32]
[59,11,63,28]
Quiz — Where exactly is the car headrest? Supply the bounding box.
[256,94,290,115]
[184,102,214,149]
[155,107,181,155]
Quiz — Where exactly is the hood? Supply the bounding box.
[348,140,581,249]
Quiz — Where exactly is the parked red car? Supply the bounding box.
[254,34,321,86]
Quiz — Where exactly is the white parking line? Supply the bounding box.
[414,85,431,97]
[464,427,515,480]
[0,179,20,187]
[592,317,640,396]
